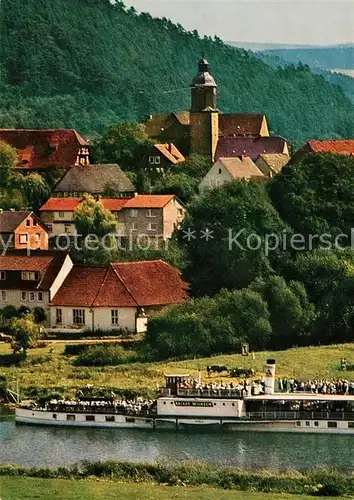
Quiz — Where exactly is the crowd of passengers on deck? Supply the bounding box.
[277,379,354,395]
[31,398,155,416]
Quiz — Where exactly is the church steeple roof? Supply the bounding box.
[191,57,217,88]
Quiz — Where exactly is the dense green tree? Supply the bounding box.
[0,140,17,188]
[91,123,152,170]
[250,275,315,348]
[18,172,51,210]
[73,195,117,238]
[270,154,354,242]
[9,313,41,356]
[145,289,271,359]
[152,172,198,204]
[181,181,290,296]
[177,154,211,180]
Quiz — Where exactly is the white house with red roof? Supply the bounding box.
[39,195,185,241]
[49,260,188,333]
[0,251,73,325]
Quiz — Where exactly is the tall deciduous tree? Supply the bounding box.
[0,140,18,188]
[73,194,117,238]
[10,313,41,356]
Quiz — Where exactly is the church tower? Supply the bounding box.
[190,57,219,162]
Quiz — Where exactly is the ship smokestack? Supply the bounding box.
[264,359,276,395]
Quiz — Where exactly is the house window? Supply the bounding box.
[177,209,183,217]
[66,415,75,421]
[37,291,43,302]
[19,234,28,244]
[33,220,37,227]
[35,233,41,241]
[26,219,31,227]
[47,224,53,232]
[111,310,119,325]
[0,291,7,302]
[56,308,62,325]
[0,271,6,280]
[22,271,39,281]
[21,291,27,301]
[58,212,65,218]
[73,309,85,325]
[148,223,157,231]
[64,224,71,234]
[86,415,95,422]
[130,209,138,218]
[218,168,222,174]
[155,156,161,164]
[131,222,138,231]
[29,292,35,302]
[106,415,115,422]
[149,156,160,165]
[146,209,156,218]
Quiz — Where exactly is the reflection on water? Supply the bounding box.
[1,421,354,470]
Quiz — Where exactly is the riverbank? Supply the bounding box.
[0,461,352,498]
[1,477,342,500]
[0,342,353,398]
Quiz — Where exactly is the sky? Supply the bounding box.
[123,0,354,46]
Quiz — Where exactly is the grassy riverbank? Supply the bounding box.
[0,341,353,397]
[0,461,353,498]
[2,477,342,500]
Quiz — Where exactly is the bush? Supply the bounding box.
[74,344,136,366]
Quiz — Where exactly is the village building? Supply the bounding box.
[255,153,290,177]
[199,157,265,193]
[51,164,136,198]
[49,260,188,333]
[0,211,49,252]
[291,139,354,164]
[0,251,73,325]
[39,194,185,241]
[144,143,185,178]
[142,58,288,163]
[0,129,89,170]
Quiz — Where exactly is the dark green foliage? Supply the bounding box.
[270,153,354,241]
[250,275,315,348]
[181,181,289,296]
[74,343,135,366]
[1,0,354,143]
[145,289,271,360]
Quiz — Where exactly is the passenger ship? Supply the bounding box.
[15,361,354,434]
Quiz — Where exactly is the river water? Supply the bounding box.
[1,420,354,470]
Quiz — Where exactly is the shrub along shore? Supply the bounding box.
[0,460,353,497]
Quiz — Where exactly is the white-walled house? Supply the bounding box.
[0,251,73,326]
[199,157,265,193]
[49,260,188,333]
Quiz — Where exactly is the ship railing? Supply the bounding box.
[243,411,354,421]
[176,388,242,398]
[25,405,152,418]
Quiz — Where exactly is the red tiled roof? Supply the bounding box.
[0,129,88,169]
[307,140,354,155]
[219,113,266,137]
[215,136,288,161]
[101,199,130,212]
[154,143,185,164]
[51,260,188,308]
[124,195,175,209]
[39,198,83,212]
[0,255,53,271]
[112,260,188,306]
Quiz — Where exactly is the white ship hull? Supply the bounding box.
[15,408,354,434]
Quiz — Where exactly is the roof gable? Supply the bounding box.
[154,143,185,164]
[215,136,288,161]
[52,164,136,194]
[0,129,88,169]
[40,198,83,212]
[218,157,265,179]
[0,211,32,233]
[219,113,268,137]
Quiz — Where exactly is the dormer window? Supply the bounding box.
[21,271,39,281]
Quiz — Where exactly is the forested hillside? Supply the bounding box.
[1,0,354,143]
